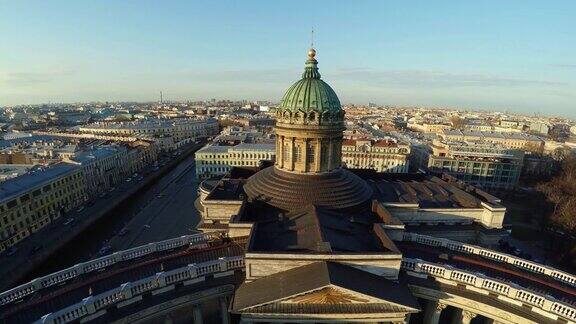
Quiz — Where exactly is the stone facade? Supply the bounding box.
[341,138,410,173]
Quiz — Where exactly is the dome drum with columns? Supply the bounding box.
[274,48,346,174]
[244,48,372,210]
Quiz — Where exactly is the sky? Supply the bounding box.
[0,0,575,117]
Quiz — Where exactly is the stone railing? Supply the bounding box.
[401,257,576,323]
[402,232,576,288]
[35,256,245,324]
[0,231,226,306]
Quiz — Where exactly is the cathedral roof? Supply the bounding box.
[278,49,342,114]
[232,261,420,314]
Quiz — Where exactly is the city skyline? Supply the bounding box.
[1,11,576,323]
[1,0,575,118]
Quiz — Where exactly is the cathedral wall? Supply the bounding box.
[388,206,504,229]
[203,201,243,224]
[244,253,402,282]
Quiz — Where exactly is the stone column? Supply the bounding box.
[452,309,477,324]
[327,138,334,170]
[424,300,447,324]
[314,138,321,171]
[219,297,230,324]
[461,310,477,324]
[302,139,308,172]
[193,305,203,324]
[289,137,295,171]
[484,317,505,324]
[277,136,283,168]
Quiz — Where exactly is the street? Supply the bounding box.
[107,154,201,250]
[18,148,203,282]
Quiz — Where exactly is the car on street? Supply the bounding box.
[6,247,17,256]
[98,245,112,256]
[118,228,129,236]
[30,245,43,255]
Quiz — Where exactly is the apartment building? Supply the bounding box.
[426,140,524,191]
[195,143,275,179]
[0,163,85,250]
[441,130,544,153]
[67,146,130,196]
[79,118,219,142]
[341,139,410,173]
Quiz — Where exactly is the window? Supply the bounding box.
[294,145,302,163]
[321,144,329,166]
[283,144,290,162]
[306,144,315,163]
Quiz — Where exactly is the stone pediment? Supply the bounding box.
[237,284,417,314]
[232,262,420,315]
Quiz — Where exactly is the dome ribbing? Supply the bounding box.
[278,49,342,114]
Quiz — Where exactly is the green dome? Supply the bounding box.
[279,49,342,113]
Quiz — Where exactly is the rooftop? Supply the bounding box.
[196,145,231,154]
[0,135,62,149]
[233,261,419,313]
[80,117,216,130]
[443,129,542,141]
[229,143,275,152]
[0,163,80,202]
[68,146,125,164]
[354,172,485,208]
[243,201,395,253]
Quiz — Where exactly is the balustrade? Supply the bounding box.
[0,231,227,307]
[34,256,243,324]
[402,232,576,288]
[402,257,576,323]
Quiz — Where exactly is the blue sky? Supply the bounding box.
[0,0,574,117]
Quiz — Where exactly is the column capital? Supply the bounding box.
[462,310,477,321]
[435,301,448,312]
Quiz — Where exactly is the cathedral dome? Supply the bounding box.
[278,49,342,114]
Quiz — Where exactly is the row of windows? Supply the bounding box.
[198,153,273,160]
[1,174,82,212]
[0,187,83,227]
[1,191,83,238]
[283,144,317,164]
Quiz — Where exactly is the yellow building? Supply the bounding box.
[342,139,410,173]
[0,163,86,251]
[195,143,275,179]
[407,121,452,134]
[441,129,544,153]
[79,118,219,142]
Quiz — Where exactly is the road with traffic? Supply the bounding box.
[107,153,201,250]
[15,148,203,284]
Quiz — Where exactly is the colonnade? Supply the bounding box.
[422,300,504,324]
[163,296,230,324]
